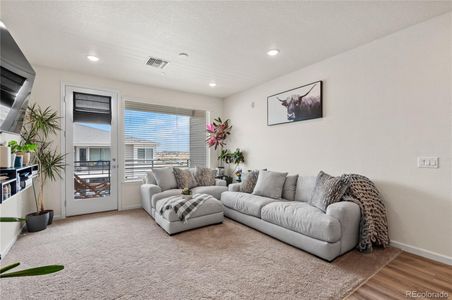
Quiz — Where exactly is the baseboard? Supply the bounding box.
[120,204,142,211]
[0,223,26,260]
[390,240,452,265]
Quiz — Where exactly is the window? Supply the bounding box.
[136,148,153,160]
[79,148,87,161]
[124,101,207,180]
[89,147,110,161]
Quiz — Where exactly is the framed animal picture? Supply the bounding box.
[267,80,323,126]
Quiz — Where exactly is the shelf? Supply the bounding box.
[0,164,38,204]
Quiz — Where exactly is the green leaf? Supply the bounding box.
[0,265,64,278]
[0,217,25,222]
[0,262,20,274]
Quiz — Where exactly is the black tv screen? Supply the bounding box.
[0,23,35,134]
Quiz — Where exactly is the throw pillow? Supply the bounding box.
[282,174,299,201]
[241,170,260,193]
[310,171,350,212]
[145,170,157,185]
[153,167,178,191]
[194,166,216,186]
[252,170,288,199]
[173,167,198,189]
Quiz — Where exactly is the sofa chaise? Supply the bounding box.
[221,175,361,261]
[140,168,228,226]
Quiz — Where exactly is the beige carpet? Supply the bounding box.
[0,209,400,299]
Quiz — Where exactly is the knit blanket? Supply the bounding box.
[158,193,211,223]
[343,174,390,252]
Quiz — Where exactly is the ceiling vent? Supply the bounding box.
[146,56,169,69]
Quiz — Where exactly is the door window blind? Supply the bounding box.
[73,92,111,124]
[124,101,207,181]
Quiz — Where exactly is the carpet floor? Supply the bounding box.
[0,209,400,299]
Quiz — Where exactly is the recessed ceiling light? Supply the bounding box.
[0,21,6,29]
[178,52,189,58]
[87,55,99,62]
[267,49,280,56]
[209,82,217,87]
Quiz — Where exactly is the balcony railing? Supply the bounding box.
[74,160,111,199]
[125,159,190,181]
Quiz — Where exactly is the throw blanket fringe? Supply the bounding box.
[159,194,212,223]
[343,174,390,252]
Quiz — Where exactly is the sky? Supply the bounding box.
[84,110,190,152]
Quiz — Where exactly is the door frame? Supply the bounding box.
[60,83,121,218]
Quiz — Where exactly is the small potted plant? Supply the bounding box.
[7,140,20,168]
[181,188,192,200]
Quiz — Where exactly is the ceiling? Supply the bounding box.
[1,1,452,98]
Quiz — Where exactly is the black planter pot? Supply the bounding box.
[26,211,49,232]
[42,209,54,225]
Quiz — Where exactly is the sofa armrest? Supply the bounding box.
[216,179,227,187]
[326,201,361,254]
[228,183,241,192]
[140,184,162,215]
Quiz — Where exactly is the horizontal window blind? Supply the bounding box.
[73,92,111,124]
[124,101,207,181]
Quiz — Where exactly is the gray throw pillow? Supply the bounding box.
[241,170,259,193]
[145,171,157,185]
[252,170,288,199]
[310,171,350,212]
[153,167,178,191]
[173,167,198,189]
[282,174,299,201]
[194,167,216,186]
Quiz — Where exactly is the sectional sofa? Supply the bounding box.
[221,175,361,261]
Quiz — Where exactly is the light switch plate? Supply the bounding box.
[417,157,439,168]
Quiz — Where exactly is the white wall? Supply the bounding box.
[30,66,223,217]
[224,13,452,260]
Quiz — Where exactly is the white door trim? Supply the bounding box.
[60,82,122,218]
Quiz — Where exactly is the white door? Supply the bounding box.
[64,85,118,216]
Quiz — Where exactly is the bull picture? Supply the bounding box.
[267,81,322,126]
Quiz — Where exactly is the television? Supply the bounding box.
[0,22,36,134]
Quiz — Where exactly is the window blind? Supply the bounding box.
[73,92,111,124]
[124,101,207,181]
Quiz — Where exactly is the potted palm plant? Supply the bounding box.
[21,104,66,230]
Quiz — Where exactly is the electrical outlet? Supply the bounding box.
[417,157,439,168]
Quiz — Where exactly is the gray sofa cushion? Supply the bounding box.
[282,175,299,201]
[221,191,279,218]
[241,170,259,193]
[173,167,198,189]
[151,189,182,208]
[294,176,317,202]
[194,167,216,186]
[192,185,228,200]
[310,171,350,212]
[252,170,288,199]
[153,167,178,191]
[261,202,341,243]
[156,196,223,222]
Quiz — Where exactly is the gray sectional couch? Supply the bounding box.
[221,175,361,261]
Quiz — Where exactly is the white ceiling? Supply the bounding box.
[1,1,452,98]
